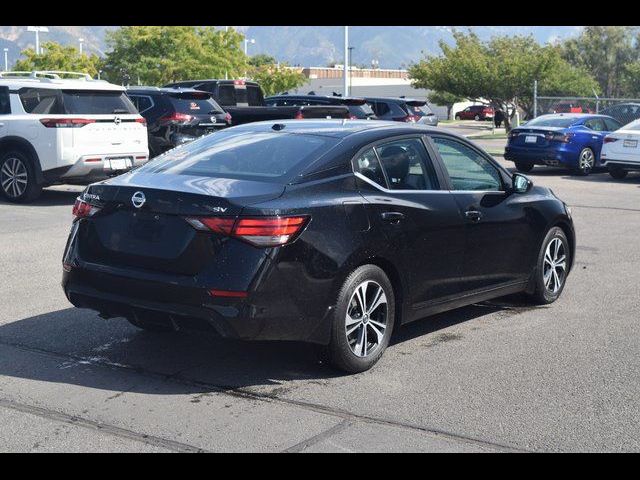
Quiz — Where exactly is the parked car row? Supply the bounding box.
[505,112,640,178]
[1,71,444,203]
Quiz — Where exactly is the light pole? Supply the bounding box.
[3,48,8,71]
[79,38,84,54]
[348,46,354,94]
[244,38,255,56]
[27,26,49,55]
[343,26,349,97]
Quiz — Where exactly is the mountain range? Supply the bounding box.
[0,26,583,70]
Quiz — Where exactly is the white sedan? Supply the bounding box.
[601,119,640,179]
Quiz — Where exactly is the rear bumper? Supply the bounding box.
[504,145,578,167]
[59,152,149,183]
[62,261,332,345]
[601,159,640,171]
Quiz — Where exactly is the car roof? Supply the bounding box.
[166,79,260,86]
[222,119,453,140]
[0,78,125,91]
[127,86,210,96]
[538,113,611,120]
[363,97,424,103]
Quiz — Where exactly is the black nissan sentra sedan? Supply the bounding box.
[62,120,575,373]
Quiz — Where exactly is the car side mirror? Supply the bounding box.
[512,173,532,194]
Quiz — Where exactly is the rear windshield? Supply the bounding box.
[525,116,577,128]
[168,94,224,114]
[62,90,137,114]
[215,84,263,107]
[349,104,375,118]
[137,130,339,183]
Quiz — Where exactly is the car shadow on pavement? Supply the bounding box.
[0,188,79,207]
[0,295,539,395]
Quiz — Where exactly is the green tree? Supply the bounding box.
[13,41,102,78]
[424,91,464,120]
[409,30,598,130]
[562,26,639,98]
[250,64,307,97]
[102,26,248,85]
[248,54,277,68]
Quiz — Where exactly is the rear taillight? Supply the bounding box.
[185,215,309,247]
[40,118,95,128]
[547,132,573,143]
[72,198,101,219]
[135,117,147,126]
[349,115,358,120]
[224,112,232,124]
[395,115,420,123]
[294,111,304,120]
[160,112,193,124]
[604,137,619,143]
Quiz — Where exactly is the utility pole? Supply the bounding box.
[3,48,8,71]
[343,26,349,97]
[27,26,49,55]
[79,38,84,55]
[533,79,538,118]
[348,46,354,94]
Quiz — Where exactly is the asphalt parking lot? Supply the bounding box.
[1,123,640,452]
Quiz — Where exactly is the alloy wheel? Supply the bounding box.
[543,237,567,294]
[1,157,28,198]
[579,149,594,173]
[345,280,389,358]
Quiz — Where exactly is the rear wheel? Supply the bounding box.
[326,265,395,373]
[608,166,628,179]
[474,114,480,121]
[573,147,595,176]
[0,150,42,203]
[528,227,570,305]
[515,161,534,173]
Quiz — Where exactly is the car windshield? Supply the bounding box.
[137,130,340,183]
[525,116,578,128]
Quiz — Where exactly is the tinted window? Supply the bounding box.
[353,148,387,187]
[526,116,577,128]
[217,85,236,106]
[168,93,222,114]
[129,95,153,113]
[373,102,390,116]
[603,118,622,131]
[375,138,437,190]
[584,118,607,131]
[349,104,375,119]
[61,90,136,114]
[138,130,338,183]
[433,137,502,191]
[19,88,63,114]
[0,87,10,114]
[246,85,264,106]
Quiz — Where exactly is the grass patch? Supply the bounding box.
[468,133,508,140]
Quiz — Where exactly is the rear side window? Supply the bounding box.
[217,85,236,106]
[372,102,390,116]
[19,88,63,114]
[603,117,622,131]
[0,87,10,114]
[129,95,153,113]
[375,138,438,190]
[246,85,264,106]
[354,148,387,187]
[61,90,137,114]
[138,130,339,183]
[349,104,375,119]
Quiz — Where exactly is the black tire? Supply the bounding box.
[127,310,175,332]
[528,227,570,305]
[0,150,42,203]
[573,147,595,176]
[608,166,628,179]
[515,161,534,173]
[326,265,396,373]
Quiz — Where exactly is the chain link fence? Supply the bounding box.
[534,95,640,126]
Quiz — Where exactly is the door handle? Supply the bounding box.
[381,211,405,223]
[464,209,483,222]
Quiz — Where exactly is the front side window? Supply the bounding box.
[432,137,503,191]
[0,87,10,114]
[375,138,438,190]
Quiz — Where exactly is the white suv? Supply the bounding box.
[0,71,149,203]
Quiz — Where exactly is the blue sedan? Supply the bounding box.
[504,114,623,175]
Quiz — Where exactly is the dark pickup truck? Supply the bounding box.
[163,79,350,125]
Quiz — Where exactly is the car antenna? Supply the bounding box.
[272,123,286,131]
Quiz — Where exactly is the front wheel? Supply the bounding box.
[326,265,395,373]
[608,166,628,179]
[573,147,595,176]
[528,227,570,305]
